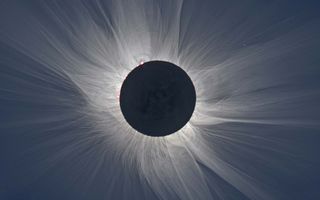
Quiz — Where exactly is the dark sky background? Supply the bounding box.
[1,0,320,200]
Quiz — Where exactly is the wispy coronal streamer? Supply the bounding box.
[1,0,320,200]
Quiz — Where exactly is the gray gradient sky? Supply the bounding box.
[1,1,320,200]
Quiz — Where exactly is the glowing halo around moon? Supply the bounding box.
[0,0,320,200]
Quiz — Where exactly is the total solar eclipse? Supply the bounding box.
[119,61,196,137]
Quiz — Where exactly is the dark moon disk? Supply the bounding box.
[119,60,196,137]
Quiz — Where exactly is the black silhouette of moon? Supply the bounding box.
[120,60,196,137]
